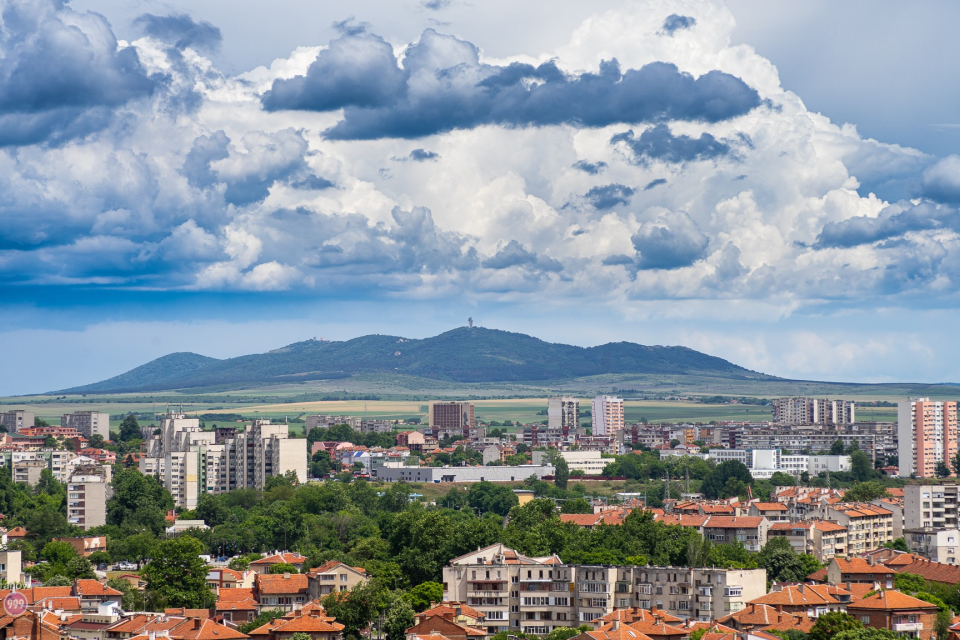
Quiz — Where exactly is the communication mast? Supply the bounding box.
[468,317,474,328]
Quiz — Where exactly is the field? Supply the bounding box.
[0,392,897,429]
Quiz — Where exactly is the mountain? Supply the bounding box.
[58,327,772,393]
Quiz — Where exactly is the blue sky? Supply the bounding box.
[3,0,960,394]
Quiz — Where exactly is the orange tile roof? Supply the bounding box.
[173,618,249,640]
[889,558,960,584]
[834,558,896,575]
[595,609,682,628]
[753,502,788,511]
[75,579,123,597]
[255,573,309,595]
[626,621,687,637]
[32,596,81,611]
[581,628,654,640]
[849,590,940,611]
[751,584,844,608]
[250,553,305,566]
[307,560,366,576]
[420,602,486,620]
[702,516,764,529]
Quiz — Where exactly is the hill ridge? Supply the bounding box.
[57,326,773,394]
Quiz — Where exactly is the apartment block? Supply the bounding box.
[0,549,22,586]
[442,544,766,633]
[904,529,960,564]
[592,397,624,438]
[772,397,855,425]
[767,521,848,563]
[898,398,958,478]
[904,485,960,530]
[67,464,110,530]
[734,430,878,463]
[429,402,476,437]
[548,397,580,435]
[0,411,34,433]
[306,561,369,599]
[531,450,607,475]
[61,412,111,440]
[809,503,893,554]
[139,412,307,509]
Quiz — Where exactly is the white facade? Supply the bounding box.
[531,450,607,475]
[548,397,580,432]
[377,464,554,483]
[61,412,111,440]
[592,396,624,437]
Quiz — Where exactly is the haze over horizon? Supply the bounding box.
[3,0,960,394]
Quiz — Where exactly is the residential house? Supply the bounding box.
[248,602,344,640]
[255,574,309,613]
[305,561,368,599]
[207,568,255,590]
[824,558,896,587]
[715,604,815,633]
[74,580,123,612]
[415,602,487,629]
[747,503,790,523]
[216,588,259,624]
[404,615,487,640]
[700,516,769,552]
[847,591,939,640]
[250,553,307,575]
[748,584,856,617]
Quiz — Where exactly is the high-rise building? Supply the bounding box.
[428,401,475,436]
[899,398,958,478]
[139,411,307,508]
[67,464,111,531]
[592,396,624,437]
[0,410,34,433]
[772,397,855,425]
[547,396,579,435]
[61,411,111,440]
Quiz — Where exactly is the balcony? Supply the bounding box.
[467,590,505,598]
[893,623,922,632]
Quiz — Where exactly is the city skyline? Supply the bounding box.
[4,0,960,395]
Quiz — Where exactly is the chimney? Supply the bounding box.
[284,572,291,579]
[193,619,202,630]
[612,621,620,631]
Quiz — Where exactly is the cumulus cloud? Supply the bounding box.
[815,201,959,249]
[263,29,762,140]
[631,210,709,270]
[922,155,960,203]
[0,0,157,146]
[134,13,222,51]
[573,160,607,174]
[612,124,730,164]
[482,240,563,272]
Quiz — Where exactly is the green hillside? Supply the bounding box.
[58,326,771,394]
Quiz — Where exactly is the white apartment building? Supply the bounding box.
[592,396,624,438]
[0,550,22,586]
[0,450,79,484]
[531,450,607,475]
[139,412,307,509]
[442,544,766,633]
[904,485,960,531]
[61,412,111,440]
[705,449,850,479]
[904,529,960,564]
[548,397,580,434]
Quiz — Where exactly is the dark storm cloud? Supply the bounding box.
[644,178,667,190]
[661,14,697,35]
[409,149,440,161]
[134,13,223,51]
[0,0,158,147]
[482,240,563,272]
[631,210,709,270]
[584,184,636,209]
[612,124,731,164]
[262,29,761,140]
[815,201,960,249]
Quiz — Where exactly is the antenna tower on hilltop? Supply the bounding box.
[468,317,474,328]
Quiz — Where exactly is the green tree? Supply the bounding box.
[321,580,382,639]
[108,468,173,536]
[406,581,443,612]
[554,457,569,490]
[44,574,73,586]
[701,461,753,499]
[809,611,862,640]
[440,487,469,510]
[66,555,96,580]
[885,538,910,552]
[119,415,140,442]
[290,633,313,640]
[769,472,797,486]
[228,557,250,571]
[238,610,286,634]
[560,498,592,514]
[384,596,415,640]
[833,630,896,640]
[936,461,951,478]
[268,563,298,574]
[953,451,960,478]
[830,440,846,456]
[142,537,215,609]
[468,482,518,516]
[843,481,889,502]
[42,541,78,565]
[894,572,927,593]
[851,449,874,482]
[107,577,146,611]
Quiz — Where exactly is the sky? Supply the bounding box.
[3,0,960,394]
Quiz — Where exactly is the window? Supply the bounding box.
[861,616,870,624]
[340,574,348,582]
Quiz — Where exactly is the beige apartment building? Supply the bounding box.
[67,464,110,530]
[898,398,958,478]
[442,544,766,634]
[548,397,580,437]
[306,561,369,599]
[0,549,22,586]
[0,411,34,433]
[809,503,894,554]
[140,412,307,509]
[61,412,111,440]
[772,397,855,426]
[904,485,960,530]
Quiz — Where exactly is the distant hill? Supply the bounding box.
[58,326,774,393]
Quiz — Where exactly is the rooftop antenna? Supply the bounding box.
[468,317,474,328]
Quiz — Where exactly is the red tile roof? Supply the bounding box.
[849,590,939,611]
[702,516,765,529]
[250,553,306,566]
[255,574,308,595]
[75,579,123,597]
